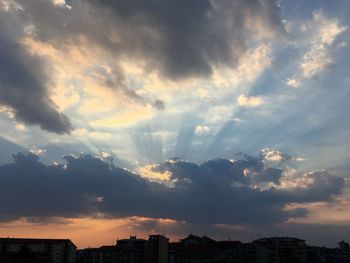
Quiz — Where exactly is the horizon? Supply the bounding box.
[1,0,350,250]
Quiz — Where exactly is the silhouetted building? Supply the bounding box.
[76,247,101,263]
[100,246,118,263]
[77,235,169,263]
[339,241,350,254]
[116,236,148,263]
[306,242,350,263]
[306,246,330,263]
[147,235,169,263]
[253,237,307,263]
[0,237,76,263]
[169,234,246,263]
[333,241,350,263]
[73,234,350,263]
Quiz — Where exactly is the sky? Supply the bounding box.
[0,0,350,248]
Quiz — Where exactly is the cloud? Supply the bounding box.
[0,0,284,133]
[261,148,291,162]
[286,78,301,88]
[151,99,165,111]
[260,149,306,169]
[212,44,273,88]
[14,0,284,79]
[79,0,283,80]
[0,6,72,134]
[286,10,347,85]
[0,0,22,12]
[0,152,344,226]
[86,64,165,110]
[237,95,265,107]
[195,125,211,136]
[14,122,28,131]
[300,10,347,78]
[50,0,71,9]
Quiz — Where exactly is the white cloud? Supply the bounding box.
[237,95,264,107]
[261,148,286,162]
[261,148,305,163]
[300,11,347,79]
[312,10,347,46]
[300,46,333,79]
[197,88,210,99]
[14,123,27,131]
[101,152,111,159]
[286,78,301,88]
[0,0,22,11]
[337,41,347,48]
[212,44,272,88]
[51,0,71,9]
[29,146,46,156]
[286,10,347,86]
[195,125,211,136]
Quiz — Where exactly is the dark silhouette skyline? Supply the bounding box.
[2,234,350,263]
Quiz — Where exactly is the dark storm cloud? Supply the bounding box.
[14,0,284,80]
[0,8,72,133]
[0,38,72,133]
[83,0,284,79]
[82,0,284,79]
[0,152,344,226]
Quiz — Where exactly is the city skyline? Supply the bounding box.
[2,234,350,262]
[0,0,350,249]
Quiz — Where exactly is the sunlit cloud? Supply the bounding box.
[287,10,347,84]
[139,164,172,181]
[261,148,289,162]
[286,78,301,88]
[195,125,211,136]
[285,197,350,225]
[0,0,22,12]
[212,45,273,88]
[237,95,265,107]
[14,122,27,131]
[50,0,71,9]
